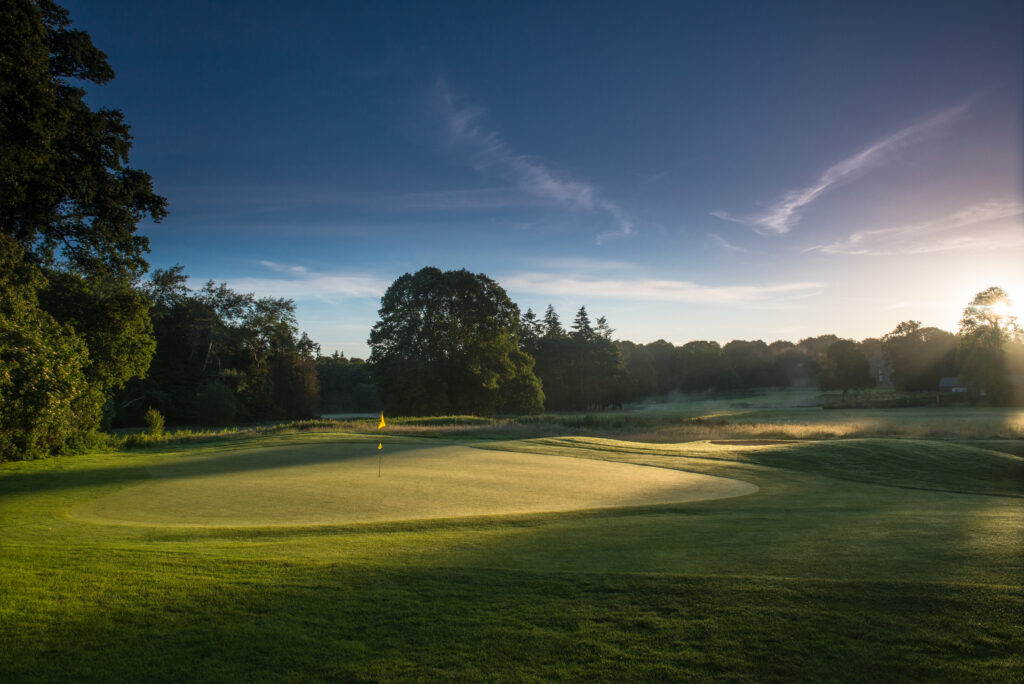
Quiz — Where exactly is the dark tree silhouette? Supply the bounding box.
[369,267,543,416]
[956,287,1019,404]
[1,0,166,458]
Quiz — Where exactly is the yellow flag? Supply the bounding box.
[378,411,386,429]
[378,442,382,450]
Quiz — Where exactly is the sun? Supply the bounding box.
[991,300,1010,318]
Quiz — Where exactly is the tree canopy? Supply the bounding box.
[882,321,956,392]
[1,0,167,276]
[956,287,1020,404]
[1,0,166,459]
[369,267,544,416]
[115,270,321,426]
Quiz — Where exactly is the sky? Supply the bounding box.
[65,0,1023,358]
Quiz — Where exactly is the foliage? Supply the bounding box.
[0,237,97,460]
[0,1,164,458]
[317,352,380,413]
[116,271,321,426]
[38,269,155,392]
[369,267,544,416]
[820,339,873,397]
[1,0,167,276]
[523,305,626,410]
[956,287,1019,404]
[143,407,164,436]
[194,382,238,427]
[881,321,956,391]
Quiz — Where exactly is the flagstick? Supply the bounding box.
[377,411,386,478]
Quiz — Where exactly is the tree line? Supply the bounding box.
[367,268,1024,416]
[118,265,379,427]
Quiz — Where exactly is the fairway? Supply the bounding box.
[73,441,757,526]
[3,431,1021,681]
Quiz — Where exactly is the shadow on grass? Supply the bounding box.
[0,436,422,497]
[2,558,1021,682]
[3,433,1023,680]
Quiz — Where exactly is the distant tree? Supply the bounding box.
[617,340,656,400]
[769,341,815,387]
[317,352,380,413]
[645,339,683,394]
[542,304,564,338]
[679,341,733,392]
[115,274,321,426]
[195,382,238,427]
[723,340,778,388]
[368,267,543,416]
[882,321,956,391]
[956,287,1019,404]
[566,307,625,409]
[798,334,841,387]
[526,305,572,409]
[143,265,190,310]
[519,308,543,351]
[821,339,873,399]
[571,306,594,340]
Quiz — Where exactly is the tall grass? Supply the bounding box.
[102,406,1024,453]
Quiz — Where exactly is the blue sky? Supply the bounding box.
[67,0,1023,357]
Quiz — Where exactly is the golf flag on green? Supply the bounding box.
[377,412,385,453]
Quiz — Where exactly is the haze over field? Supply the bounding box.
[65,0,1024,356]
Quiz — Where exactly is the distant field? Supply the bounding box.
[2,413,1022,680]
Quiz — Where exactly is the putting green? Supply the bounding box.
[73,441,757,526]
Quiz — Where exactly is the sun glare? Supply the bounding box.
[991,301,1009,318]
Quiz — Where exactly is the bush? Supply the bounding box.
[144,407,165,436]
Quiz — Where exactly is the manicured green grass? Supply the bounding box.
[72,439,753,527]
[2,429,1022,681]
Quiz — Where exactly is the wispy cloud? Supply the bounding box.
[807,199,1024,255]
[383,187,541,211]
[537,257,638,272]
[228,262,388,302]
[713,99,975,235]
[260,260,310,276]
[708,233,747,252]
[432,77,634,243]
[501,273,824,304]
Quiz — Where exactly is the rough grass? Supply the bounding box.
[2,427,1022,681]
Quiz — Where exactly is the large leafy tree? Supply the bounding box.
[956,287,1020,404]
[2,0,167,275]
[369,267,544,416]
[820,339,873,399]
[1,1,166,458]
[881,320,956,391]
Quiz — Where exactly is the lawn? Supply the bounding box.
[1,422,1022,681]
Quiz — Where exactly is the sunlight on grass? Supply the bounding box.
[2,430,1022,681]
